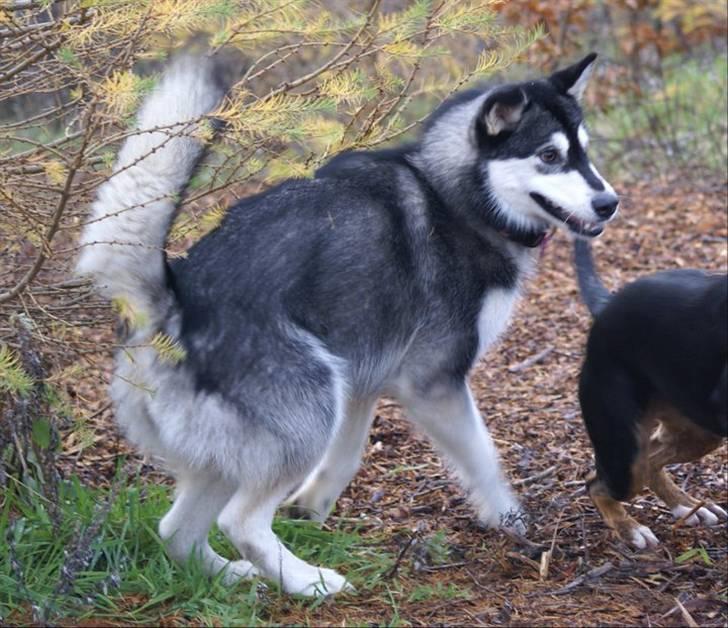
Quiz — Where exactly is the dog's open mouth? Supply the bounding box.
[530,192,604,238]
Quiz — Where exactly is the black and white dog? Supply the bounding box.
[77,53,617,595]
[575,240,727,548]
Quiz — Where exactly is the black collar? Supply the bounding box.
[499,225,552,248]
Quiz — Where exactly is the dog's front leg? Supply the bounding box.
[400,381,525,533]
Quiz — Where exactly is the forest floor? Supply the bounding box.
[4,174,727,626]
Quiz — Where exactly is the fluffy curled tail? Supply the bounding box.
[76,55,227,323]
[573,239,611,317]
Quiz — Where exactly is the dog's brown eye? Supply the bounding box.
[539,148,559,164]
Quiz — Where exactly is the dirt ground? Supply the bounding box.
[58,175,727,626]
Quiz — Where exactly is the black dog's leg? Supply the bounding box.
[579,358,647,500]
[579,358,659,548]
[710,364,728,433]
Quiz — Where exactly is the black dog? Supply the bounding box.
[574,239,727,548]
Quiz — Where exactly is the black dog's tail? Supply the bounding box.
[574,239,612,316]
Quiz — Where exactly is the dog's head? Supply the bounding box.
[420,53,618,240]
[482,53,618,239]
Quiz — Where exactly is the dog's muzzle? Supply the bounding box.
[529,192,612,238]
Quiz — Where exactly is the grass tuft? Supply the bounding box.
[0,474,396,625]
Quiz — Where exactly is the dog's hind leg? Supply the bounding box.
[286,396,377,522]
[159,470,259,584]
[646,417,726,526]
[213,333,352,596]
[400,381,523,532]
[218,483,352,596]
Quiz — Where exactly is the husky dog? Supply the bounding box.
[574,240,727,549]
[77,53,617,595]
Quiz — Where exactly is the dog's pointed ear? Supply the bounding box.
[550,52,597,101]
[480,87,528,136]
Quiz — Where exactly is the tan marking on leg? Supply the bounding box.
[587,413,659,547]
[628,415,656,496]
[589,477,659,548]
[589,477,635,537]
[648,405,723,466]
[648,469,699,510]
[646,403,725,524]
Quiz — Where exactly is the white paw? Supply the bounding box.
[629,524,660,549]
[672,504,723,527]
[706,502,728,521]
[502,510,528,536]
[285,566,353,597]
[220,559,259,585]
[481,497,527,535]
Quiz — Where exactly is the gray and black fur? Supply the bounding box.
[78,53,616,595]
[575,240,728,548]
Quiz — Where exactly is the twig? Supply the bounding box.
[0,36,62,83]
[674,597,699,628]
[508,346,554,372]
[534,561,615,597]
[460,607,487,627]
[264,0,381,100]
[540,510,564,580]
[539,549,551,580]
[507,551,541,573]
[0,101,99,304]
[513,465,556,486]
[423,560,469,572]
[580,515,590,567]
[83,401,112,423]
[464,566,510,603]
[411,479,449,498]
[672,501,705,530]
[502,527,546,550]
[384,534,417,579]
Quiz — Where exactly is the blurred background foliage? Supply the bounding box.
[0,0,726,540]
[499,0,727,178]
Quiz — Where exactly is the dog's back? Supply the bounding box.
[587,269,727,435]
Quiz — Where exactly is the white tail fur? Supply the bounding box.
[76,55,226,318]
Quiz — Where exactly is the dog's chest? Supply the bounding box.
[475,287,520,360]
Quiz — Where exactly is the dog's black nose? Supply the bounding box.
[592,192,619,219]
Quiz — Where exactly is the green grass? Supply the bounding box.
[0,474,396,626]
[407,582,471,603]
